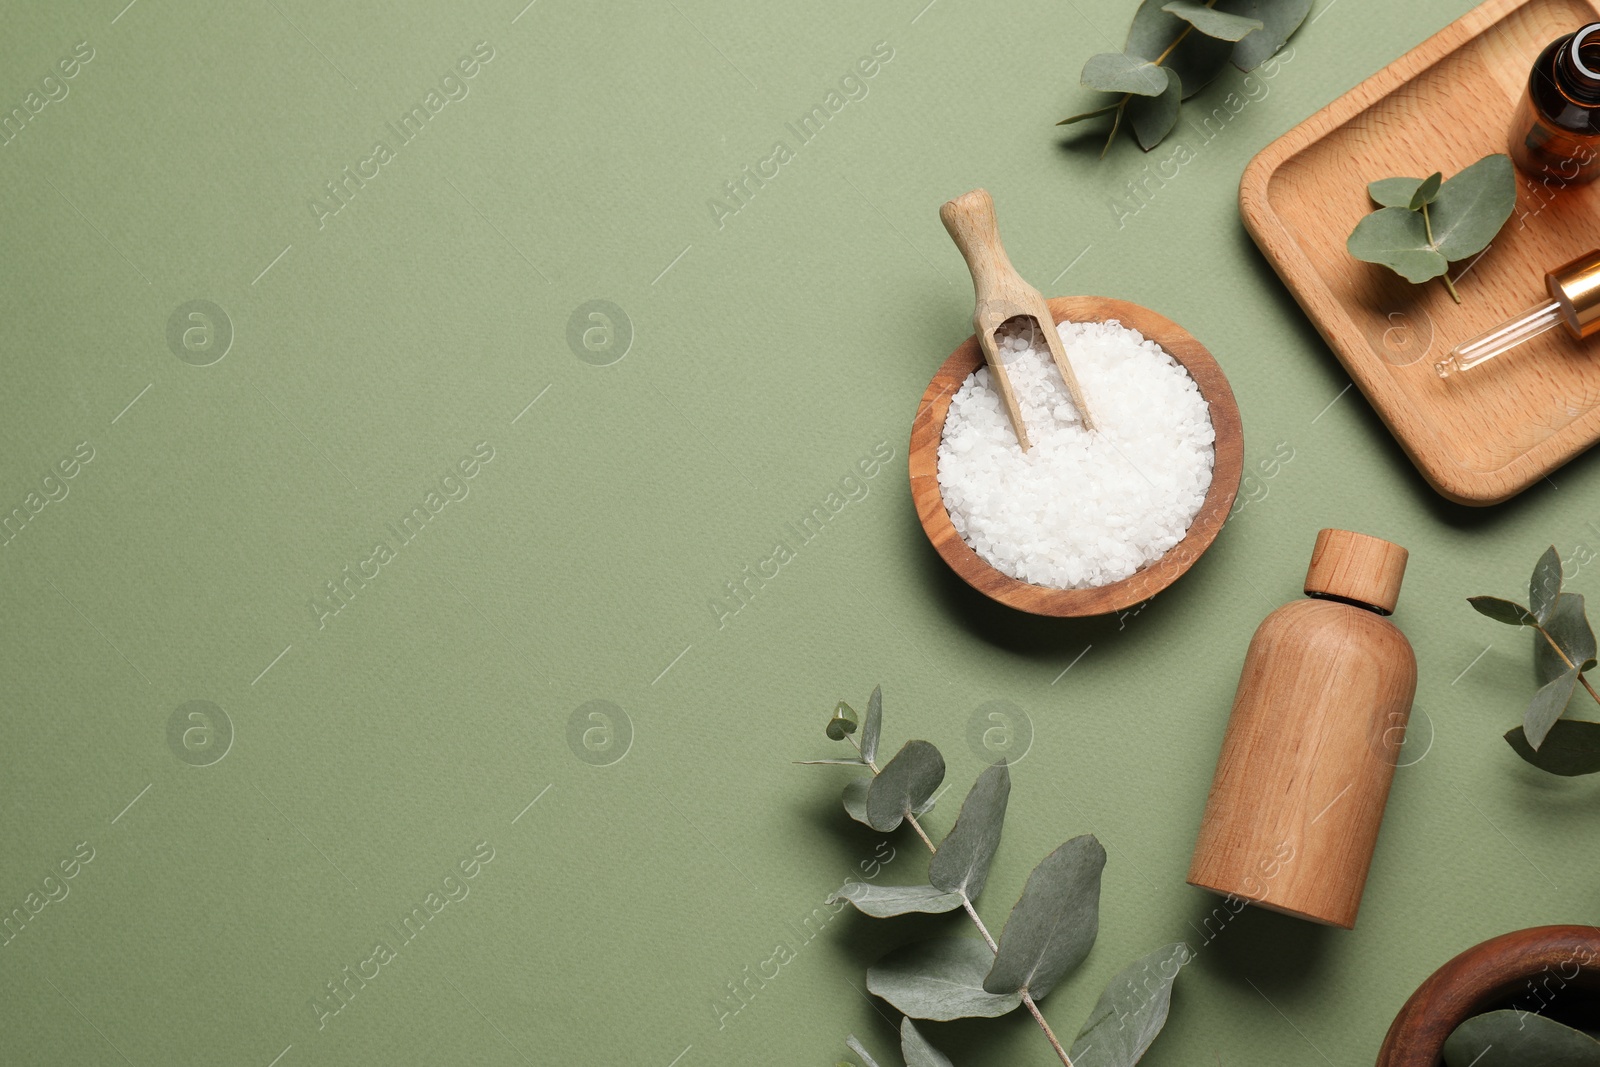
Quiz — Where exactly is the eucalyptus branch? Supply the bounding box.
[1469,547,1600,776]
[1064,0,1311,153]
[847,732,1073,1067]
[1097,7,1205,157]
[1084,0,1227,156]
[814,691,1187,1067]
[1349,158,1514,302]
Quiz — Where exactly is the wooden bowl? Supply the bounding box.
[910,296,1244,617]
[1376,925,1600,1067]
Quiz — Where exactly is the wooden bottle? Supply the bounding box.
[1187,529,1415,929]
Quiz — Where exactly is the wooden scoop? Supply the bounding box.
[939,188,1095,448]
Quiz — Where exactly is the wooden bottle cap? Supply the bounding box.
[1303,528,1408,615]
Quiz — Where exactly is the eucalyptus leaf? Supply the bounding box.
[1126,0,1187,57]
[1562,606,1600,667]
[1469,595,1538,627]
[828,701,860,741]
[1347,208,1448,283]
[929,761,1010,904]
[1166,23,1234,99]
[1368,176,1423,208]
[984,835,1106,999]
[1531,546,1565,626]
[829,881,965,917]
[1524,666,1580,750]
[1081,51,1169,96]
[901,1018,955,1067]
[1427,154,1516,261]
[862,686,883,766]
[1407,172,1443,210]
[846,770,936,827]
[1348,220,1448,282]
[1171,24,1228,97]
[1100,102,1128,158]
[1536,592,1597,685]
[1162,1,1263,41]
[868,938,1023,1021]
[1221,0,1310,70]
[1507,719,1600,776]
[1058,102,1122,125]
[1443,1009,1600,1067]
[867,741,945,831]
[1068,943,1193,1067]
[845,1035,885,1067]
[844,777,934,825]
[844,777,872,825]
[1127,67,1183,150]
[1125,0,1232,99]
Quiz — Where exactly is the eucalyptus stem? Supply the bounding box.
[1420,203,1461,303]
[1536,625,1600,706]
[1100,101,1126,159]
[962,899,998,952]
[1022,993,1073,1066]
[848,734,1074,1067]
[1149,13,1201,66]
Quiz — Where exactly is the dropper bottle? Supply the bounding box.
[1434,249,1600,377]
[1510,22,1600,183]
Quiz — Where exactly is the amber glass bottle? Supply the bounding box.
[1510,23,1600,184]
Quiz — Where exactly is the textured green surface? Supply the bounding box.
[4,0,1599,1064]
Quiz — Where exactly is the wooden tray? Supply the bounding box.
[1241,0,1600,505]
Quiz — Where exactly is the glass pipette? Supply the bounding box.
[1435,248,1600,378]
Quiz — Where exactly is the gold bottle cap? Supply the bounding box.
[1546,248,1600,339]
[1303,529,1408,615]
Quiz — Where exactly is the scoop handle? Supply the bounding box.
[939,188,1034,327]
[939,188,1096,435]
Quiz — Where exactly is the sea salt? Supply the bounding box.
[936,316,1215,590]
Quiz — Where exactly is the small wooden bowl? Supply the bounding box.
[910,296,1244,617]
[1376,925,1600,1067]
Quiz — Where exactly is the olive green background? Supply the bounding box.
[3,0,1598,1064]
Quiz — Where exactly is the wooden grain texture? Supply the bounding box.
[909,296,1244,618]
[939,188,1096,440]
[1187,597,1417,929]
[1376,925,1600,1066]
[1240,0,1600,505]
[1305,527,1409,614]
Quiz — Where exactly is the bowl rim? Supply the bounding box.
[909,295,1244,617]
[1376,924,1600,1067]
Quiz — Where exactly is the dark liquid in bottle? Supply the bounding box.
[1511,24,1600,184]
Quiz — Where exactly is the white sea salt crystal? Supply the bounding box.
[936,316,1215,591]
